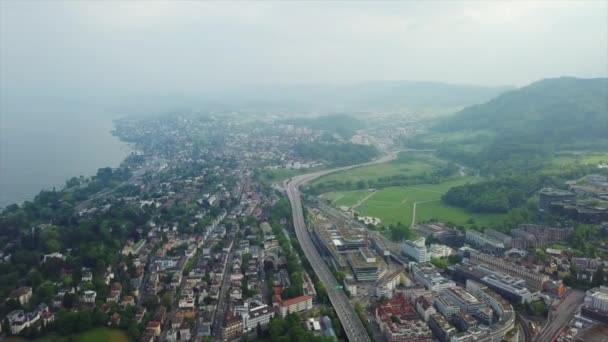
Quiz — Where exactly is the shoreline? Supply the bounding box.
[0,119,134,210]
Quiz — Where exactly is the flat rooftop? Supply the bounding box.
[445,287,484,305]
[414,223,454,235]
[347,249,385,269]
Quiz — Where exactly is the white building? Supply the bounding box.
[241,302,274,332]
[411,263,455,292]
[429,244,453,259]
[585,286,608,312]
[415,296,436,321]
[178,295,195,309]
[82,290,97,304]
[229,287,242,300]
[403,237,429,263]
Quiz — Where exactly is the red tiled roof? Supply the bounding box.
[147,320,160,328]
[280,295,312,307]
[376,293,417,322]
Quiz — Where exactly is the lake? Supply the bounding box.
[0,106,130,208]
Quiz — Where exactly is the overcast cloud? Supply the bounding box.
[1,0,606,98]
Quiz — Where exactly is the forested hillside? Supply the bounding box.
[435,77,607,142]
[425,77,608,214]
[431,77,608,175]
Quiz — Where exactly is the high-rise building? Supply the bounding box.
[403,237,429,263]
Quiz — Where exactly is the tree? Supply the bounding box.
[389,223,411,242]
[128,322,141,340]
[333,271,346,284]
[161,292,173,310]
[27,269,43,288]
[431,258,448,270]
[448,254,463,264]
[92,310,109,326]
[62,293,75,309]
[144,296,160,312]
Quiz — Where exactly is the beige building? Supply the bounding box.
[278,295,313,317]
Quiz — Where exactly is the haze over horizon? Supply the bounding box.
[1,1,607,101]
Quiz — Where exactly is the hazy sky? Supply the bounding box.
[1,0,607,98]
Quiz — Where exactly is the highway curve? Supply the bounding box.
[284,151,398,342]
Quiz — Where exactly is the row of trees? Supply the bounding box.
[294,142,377,167]
[442,174,560,214]
[256,313,335,342]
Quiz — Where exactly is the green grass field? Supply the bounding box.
[5,328,130,342]
[323,189,376,207]
[311,152,443,186]
[414,200,507,227]
[545,152,608,174]
[322,177,506,228]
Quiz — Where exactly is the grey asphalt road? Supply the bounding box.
[284,151,400,342]
[535,289,585,342]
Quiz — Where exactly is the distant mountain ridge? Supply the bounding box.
[204,80,512,112]
[434,77,608,145]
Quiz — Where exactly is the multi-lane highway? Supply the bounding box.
[284,151,399,342]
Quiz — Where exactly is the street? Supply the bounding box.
[283,151,399,342]
[535,289,585,342]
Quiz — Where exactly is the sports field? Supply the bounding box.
[322,178,507,228]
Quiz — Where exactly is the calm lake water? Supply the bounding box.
[0,107,130,208]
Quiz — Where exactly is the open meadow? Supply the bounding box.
[322,177,507,228]
[544,152,608,174]
[310,151,445,186]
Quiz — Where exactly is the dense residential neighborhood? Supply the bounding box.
[1,108,607,342]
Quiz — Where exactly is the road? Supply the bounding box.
[410,199,440,228]
[211,240,237,339]
[284,151,399,342]
[535,289,585,342]
[516,313,533,342]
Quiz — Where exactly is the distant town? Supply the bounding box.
[1,106,607,342]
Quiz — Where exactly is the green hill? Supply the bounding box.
[415,77,608,217]
[435,77,608,146]
[421,77,608,175]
